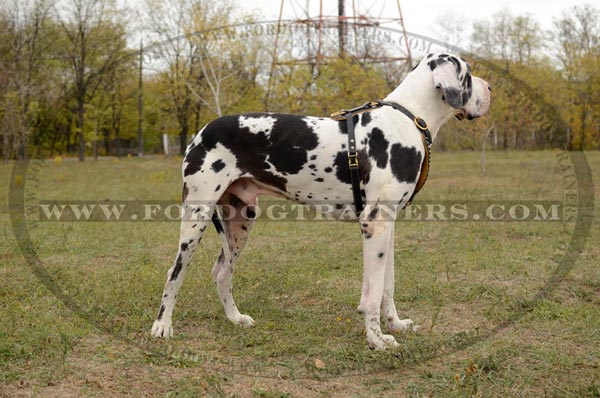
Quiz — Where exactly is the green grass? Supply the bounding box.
[1,151,599,397]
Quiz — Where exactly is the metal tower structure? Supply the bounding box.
[266,0,413,108]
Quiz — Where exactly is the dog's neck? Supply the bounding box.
[384,68,457,142]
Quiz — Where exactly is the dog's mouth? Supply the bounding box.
[455,110,467,121]
[455,110,479,121]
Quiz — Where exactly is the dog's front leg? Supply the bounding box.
[358,209,399,351]
[381,222,415,333]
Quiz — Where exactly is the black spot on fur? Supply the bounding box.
[448,56,461,74]
[267,115,320,175]
[444,87,463,109]
[215,184,221,192]
[360,222,372,239]
[180,242,189,251]
[378,252,384,258]
[169,253,183,281]
[390,143,422,183]
[183,145,207,177]
[461,74,473,106]
[314,178,324,182]
[368,128,389,169]
[368,207,379,220]
[184,115,291,190]
[211,159,226,173]
[333,149,371,185]
[212,212,224,234]
[310,154,317,161]
[241,225,248,232]
[157,304,165,320]
[361,112,372,126]
[337,115,360,135]
[324,167,333,173]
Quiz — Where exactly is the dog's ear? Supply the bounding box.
[429,56,464,109]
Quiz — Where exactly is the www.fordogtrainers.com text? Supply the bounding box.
[36,200,569,222]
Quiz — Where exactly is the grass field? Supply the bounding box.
[1,151,599,397]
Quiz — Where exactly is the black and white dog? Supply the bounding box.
[151,53,491,350]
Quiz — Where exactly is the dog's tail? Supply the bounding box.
[211,206,232,266]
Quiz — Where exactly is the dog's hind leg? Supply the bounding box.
[151,198,213,338]
[211,193,257,327]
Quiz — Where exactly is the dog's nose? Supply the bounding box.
[488,84,492,92]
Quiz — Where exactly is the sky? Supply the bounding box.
[239,0,588,41]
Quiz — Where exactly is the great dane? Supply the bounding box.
[151,53,491,350]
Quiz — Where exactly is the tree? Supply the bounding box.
[93,58,138,157]
[57,0,128,161]
[433,12,469,51]
[144,0,199,155]
[186,2,265,118]
[313,58,389,115]
[145,0,265,154]
[554,4,600,150]
[468,11,552,150]
[471,9,542,65]
[0,0,54,162]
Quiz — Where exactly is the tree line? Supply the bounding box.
[1,0,598,162]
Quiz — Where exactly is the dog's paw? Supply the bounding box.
[230,313,255,328]
[151,319,173,338]
[367,333,400,351]
[381,334,400,348]
[389,318,418,333]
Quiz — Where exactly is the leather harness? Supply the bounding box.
[330,100,432,215]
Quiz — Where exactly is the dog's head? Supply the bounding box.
[424,53,491,120]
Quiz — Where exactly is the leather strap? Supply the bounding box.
[408,132,431,206]
[346,114,364,215]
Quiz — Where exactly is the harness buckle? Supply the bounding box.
[330,109,347,120]
[414,117,429,131]
[348,152,359,168]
